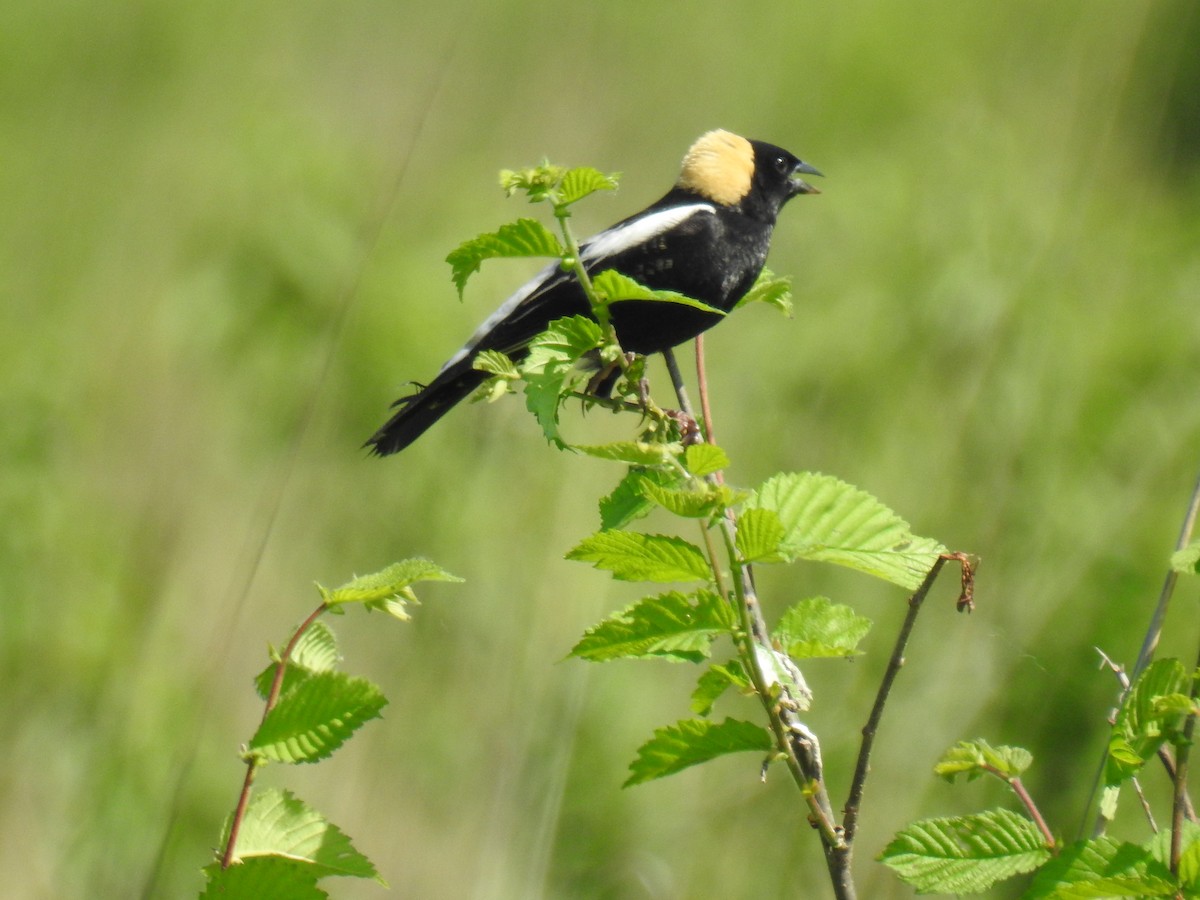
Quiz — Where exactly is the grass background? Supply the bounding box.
[3,1,1199,897]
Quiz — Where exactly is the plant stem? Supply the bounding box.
[220,601,328,868]
[664,345,852,899]
[1171,635,1200,875]
[1008,776,1056,849]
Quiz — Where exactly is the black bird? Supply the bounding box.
[367,129,820,456]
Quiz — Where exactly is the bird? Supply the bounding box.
[366,129,820,456]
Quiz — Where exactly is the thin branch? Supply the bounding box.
[1009,776,1056,849]
[1133,470,1200,679]
[220,601,328,868]
[842,555,965,843]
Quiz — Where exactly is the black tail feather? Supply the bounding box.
[365,364,489,456]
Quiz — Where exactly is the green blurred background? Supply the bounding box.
[3,1,1199,896]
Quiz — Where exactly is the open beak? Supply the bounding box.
[790,160,823,195]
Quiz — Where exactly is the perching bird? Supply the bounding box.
[367,129,820,456]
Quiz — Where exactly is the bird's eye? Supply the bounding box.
[773,155,790,175]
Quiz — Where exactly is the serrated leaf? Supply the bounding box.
[735,507,788,563]
[569,589,733,663]
[684,443,730,477]
[934,739,1033,783]
[1025,836,1175,899]
[521,316,606,447]
[1171,540,1200,575]
[249,672,386,764]
[566,530,711,583]
[319,559,462,616]
[639,480,733,519]
[558,166,620,205]
[734,267,793,316]
[473,349,521,379]
[771,597,873,659]
[745,472,947,590]
[445,218,563,297]
[625,718,772,786]
[592,270,725,316]
[599,468,682,531]
[879,809,1050,894]
[218,788,382,883]
[575,440,683,466]
[254,621,340,699]
[201,856,325,899]
[1107,657,1190,785]
[691,661,751,715]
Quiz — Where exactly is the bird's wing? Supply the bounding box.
[439,203,716,373]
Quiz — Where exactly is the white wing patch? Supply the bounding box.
[581,203,714,262]
[440,202,716,373]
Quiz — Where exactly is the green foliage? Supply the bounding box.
[248,671,386,764]
[569,589,733,663]
[771,597,872,659]
[205,561,458,897]
[1024,836,1176,899]
[879,809,1051,894]
[734,267,794,316]
[745,472,947,590]
[521,315,606,447]
[1171,539,1200,574]
[445,218,563,298]
[215,789,381,882]
[1106,657,1190,785]
[625,718,773,787]
[591,269,725,316]
[566,530,711,583]
[934,738,1033,783]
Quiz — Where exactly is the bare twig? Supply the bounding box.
[842,554,971,844]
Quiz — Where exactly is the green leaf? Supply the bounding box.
[639,479,733,519]
[734,267,793,316]
[592,270,725,316]
[521,316,606,447]
[558,166,620,205]
[445,218,563,298]
[499,162,567,202]
[201,856,325,899]
[771,597,873,659]
[569,589,733,663]
[625,718,772,786]
[684,443,730,477]
[566,530,711,583]
[218,788,382,883]
[598,468,681,531]
[472,349,521,379]
[319,559,462,620]
[691,661,750,716]
[254,620,340,699]
[745,472,947,590]
[1171,539,1200,575]
[735,507,788,563]
[249,672,386,764]
[1107,657,1191,784]
[934,739,1033,783]
[575,440,683,466]
[879,809,1051,894]
[1025,836,1175,899]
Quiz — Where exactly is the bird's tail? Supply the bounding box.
[365,362,489,456]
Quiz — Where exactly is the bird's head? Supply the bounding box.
[676,129,821,221]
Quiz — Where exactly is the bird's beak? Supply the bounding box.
[790,160,823,196]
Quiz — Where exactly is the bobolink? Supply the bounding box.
[367,129,820,456]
